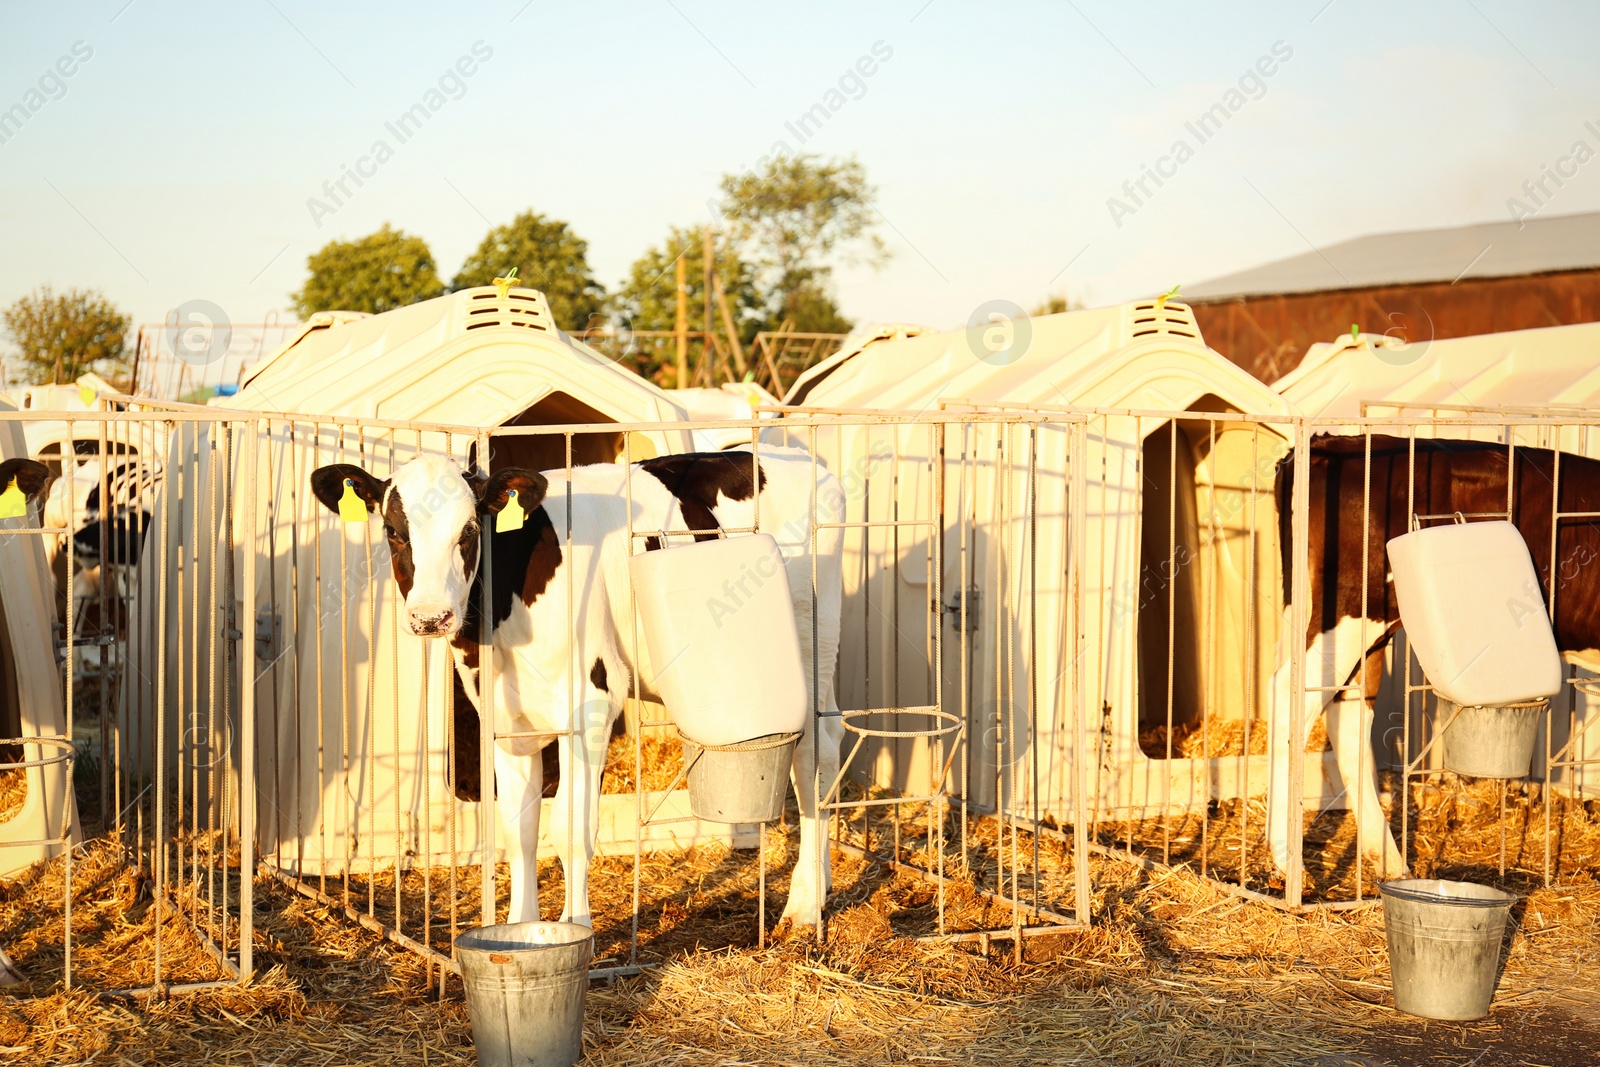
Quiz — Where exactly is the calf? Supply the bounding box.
[1267,435,1600,879]
[43,460,155,609]
[312,449,845,928]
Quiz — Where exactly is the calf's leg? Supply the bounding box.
[782,683,842,929]
[550,688,614,927]
[1325,693,1407,877]
[1266,616,1370,876]
[493,742,543,923]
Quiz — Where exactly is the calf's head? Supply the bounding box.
[311,456,546,638]
[0,459,53,518]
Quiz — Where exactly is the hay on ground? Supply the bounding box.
[0,734,1596,1065]
[2,820,1596,1066]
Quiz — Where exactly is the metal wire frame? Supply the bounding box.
[940,402,1600,913]
[467,411,1093,954]
[0,406,261,995]
[61,404,1085,991]
[950,401,1310,909]
[0,432,77,984]
[761,410,1095,945]
[15,397,1599,994]
[1321,406,1600,894]
[1377,417,1600,894]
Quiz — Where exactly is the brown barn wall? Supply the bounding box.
[1190,269,1600,384]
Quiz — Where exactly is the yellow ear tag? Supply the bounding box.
[492,266,520,299]
[338,478,369,524]
[78,385,96,407]
[496,488,526,533]
[0,478,26,520]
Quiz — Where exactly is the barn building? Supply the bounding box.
[1187,211,1600,384]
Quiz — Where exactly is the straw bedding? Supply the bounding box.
[0,769,25,825]
[0,775,1595,1063]
[1102,772,1600,904]
[1141,715,1330,758]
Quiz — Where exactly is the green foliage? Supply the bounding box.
[613,226,764,335]
[610,226,765,386]
[1,285,130,386]
[290,224,446,318]
[773,277,853,335]
[451,210,605,331]
[1031,292,1085,316]
[717,153,887,334]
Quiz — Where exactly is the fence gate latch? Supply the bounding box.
[942,586,980,633]
[255,608,281,661]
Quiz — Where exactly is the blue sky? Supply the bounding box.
[1,0,1596,340]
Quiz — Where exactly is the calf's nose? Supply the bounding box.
[408,608,455,634]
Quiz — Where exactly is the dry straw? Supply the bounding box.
[0,754,1594,1064]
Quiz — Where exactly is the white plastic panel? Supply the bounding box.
[629,534,807,746]
[1387,521,1563,707]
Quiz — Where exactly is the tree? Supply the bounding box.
[2,286,131,386]
[772,277,853,336]
[716,154,887,333]
[610,226,765,386]
[290,224,446,318]
[451,210,605,332]
[1031,292,1085,316]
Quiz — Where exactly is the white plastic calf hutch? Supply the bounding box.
[1275,321,1600,802]
[126,286,700,885]
[1276,320,1600,422]
[0,394,78,877]
[781,300,1311,838]
[667,383,782,451]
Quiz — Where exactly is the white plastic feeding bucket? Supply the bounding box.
[629,534,807,747]
[1386,521,1563,709]
[455,921,592,1067]
[1388,521,1562,779]
[630,534,807,822]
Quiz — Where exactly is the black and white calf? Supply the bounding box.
[311,449,845,928]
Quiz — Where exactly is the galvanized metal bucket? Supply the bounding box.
[1380,878,1517,1021]
[455,921,593,1067]
[680,730,800,823]
[1443,700,1546,778]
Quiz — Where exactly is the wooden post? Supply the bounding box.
[702,225,715,386]
[713,274,748,379]
[128,326,144,398]
[757,325,786,394]
[674,254,688,388]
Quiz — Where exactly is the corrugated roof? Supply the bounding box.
[1186,211,1600,301]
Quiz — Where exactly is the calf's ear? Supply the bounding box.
[476,468,548,516]
[310,464,388,517]
[0,458,52,505]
